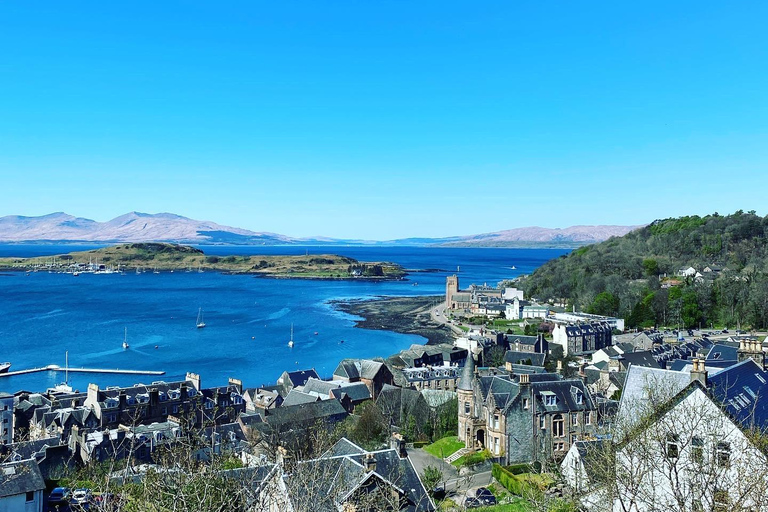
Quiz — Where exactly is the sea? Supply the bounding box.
[0,245,569,394]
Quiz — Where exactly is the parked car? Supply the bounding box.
[48,487,72,509]
[464,487,497,508]
[722,329,729,333]
[71,488,93,510]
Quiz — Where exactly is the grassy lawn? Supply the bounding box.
[424,436,463,459]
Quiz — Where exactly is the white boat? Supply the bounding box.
[0,362,10,373]
[196,308,206,329]
[511,266,517,270]
[48,352,73,394]
[288,323,294,348]
[153,267,160,274]
[122,327,130,349]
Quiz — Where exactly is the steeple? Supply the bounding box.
[458,353,476,391]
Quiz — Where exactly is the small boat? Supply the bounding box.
[153,267,160,274]
[196,308,206,329]
[511,266,517,270]
[0,362,10,373]
[122,327,129,349]
[47,352,73,395]
[314,331,319,336]
[288,324,294,348]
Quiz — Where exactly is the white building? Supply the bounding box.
[502,287,524,301]
[553,312,625,332]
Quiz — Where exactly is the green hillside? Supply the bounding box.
[519,211,768,330]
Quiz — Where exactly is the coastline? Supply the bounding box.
[331,295,455,346]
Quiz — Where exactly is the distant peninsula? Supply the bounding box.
[0,243,407,280]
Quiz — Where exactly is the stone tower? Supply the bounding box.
[446,274,459,309]
[457,353,476,447]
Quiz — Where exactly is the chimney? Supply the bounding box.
[180,384,188,401]
[556,360,563,374]
[87,383,100,405]
[149,388,159,407]
[578,363,587,383]
[390,433,407,459]
[740,338,747,351]
[119,391,127,409]
[519,373,530,385]
[186,372,201,390]
[690,358,707,387]
[364,452,376,472]
[228,378,243,394]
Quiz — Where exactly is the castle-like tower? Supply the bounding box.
[445,274,459,309]
[457,353,477,448]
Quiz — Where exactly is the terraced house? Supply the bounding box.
[458,355,597,464]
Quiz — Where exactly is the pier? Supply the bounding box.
[0,365,165,378]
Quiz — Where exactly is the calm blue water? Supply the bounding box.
[0,246,568,393]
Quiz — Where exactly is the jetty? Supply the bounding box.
[0,365,165,378]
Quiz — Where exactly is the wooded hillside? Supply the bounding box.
[520,211,768,329]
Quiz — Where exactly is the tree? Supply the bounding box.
[588,292,620,317]
[421,465,442,495]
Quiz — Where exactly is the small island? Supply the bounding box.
[0,243,407,280]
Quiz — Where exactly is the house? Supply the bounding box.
[276,369,320,397]
[552,321,613,356]
[612,381,768,511]
[333,359,394,399]
[560,439,605,494]
[243,387,282,412]
[286,437,434,511]
[0,459,45,512]
[458,355,597,464]
[522,304,550,319]
[300,378,372,412]
[401,365,461,391]
[504,351,546,369]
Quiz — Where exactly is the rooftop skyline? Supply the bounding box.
[1,2,767,239]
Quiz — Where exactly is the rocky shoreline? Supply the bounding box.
[331,295,455,345]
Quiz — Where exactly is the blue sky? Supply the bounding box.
[1,1,766,239]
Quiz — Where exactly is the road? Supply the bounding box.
[407,448,493,495]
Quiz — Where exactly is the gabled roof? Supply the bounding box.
[618,366,690,431]
[621,351,661,369]
[708,359,768,430]
[302,378,371,402]
[504,351,545,367]
[334,359,386,381]
[706,344,738,362]
[282,390,321,407]
[531,379,594,413]
[573,440,607,482]
[0,460,45,498]
[263,399,348,431]
[282,369,320,387]
[295,439,434,512]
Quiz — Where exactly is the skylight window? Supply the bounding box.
[756,373,766,384]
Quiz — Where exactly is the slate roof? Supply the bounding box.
[706,344,739,363]
[302,378,372,402]
[531,379,595,413]
[420,389,456,408]
[334,359,386,381]
[263,399,348,431]
[708,359,768,430]
[0,438,63,463]
[573,440,607,482]
[617,366,690,431]
[297,438,434,512]
[504,351,546,367]
[0,460,45,498]
[621,351,661,369]
[283,369,320,387]
[506,335,539,347]
[282,390,321,407]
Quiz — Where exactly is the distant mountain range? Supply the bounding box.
[0,212,642,247]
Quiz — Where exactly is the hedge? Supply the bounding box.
[492,464,545,498]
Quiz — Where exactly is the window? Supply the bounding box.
[571,413,578,426]
[493,414,500,430]
[713,488,729,512]
[576,392,583,404]
[691,436,704,465]
[716,442,730,467]
[666,434,679,460]
[585,412,592,425]
[544,394,557,406]
[464,402,470,415]
[553,414,564,438]
[539,416,546,429]
[26,491,34,502]
[523,398,529,410]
